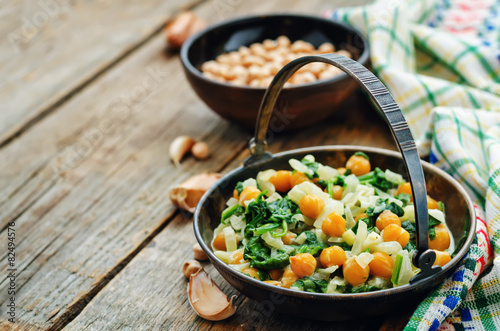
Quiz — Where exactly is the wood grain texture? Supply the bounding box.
[0,0,202,146]
[0,33,248,330]
[0,0,404,329]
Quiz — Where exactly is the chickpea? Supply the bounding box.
[238,45,251,56]
[322,212,346,237]
[229,65,248,80]
[202,71,225,82]
[276,35,291,47]
[290,253,317,278]
[262,39,278,50]
[382,224,410,248]
[250,43,267,57]
[213,232,226,251]
[291,40,314,53]
[336,49,352,58]
[429,223,451,251]
[299,194,325,220]
[242,267,260,279]
[269,170,292,192]
[228,249,245,264]
[264,280,281,286]
[282,231,297,245]
[291,72,316,85]
[318,42,335,53]
[318,66,342,80]
[289,171,311,188]
[233,189,239,199]
[346,154,371,176]
[280,268,299,288]
[269,269,284,281]
[397,182,412,199]
[201,60,218,74]
[229,77,248,86]
[427,196,439,210]
[369,252,394,279]
[355,212,368,222]
[332,185,343,200]
[216,53,231,64]
[241,54,265,67]
[337,167,347,175]
[239,186,262,205]
[343,257,370,286]
[319,246,346,268]
[376,210,401,231]
[433,250,452,266]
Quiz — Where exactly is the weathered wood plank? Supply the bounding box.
[0,0,202,146]
[0,33,249,330]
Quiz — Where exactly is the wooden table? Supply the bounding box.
[0,0,415,329]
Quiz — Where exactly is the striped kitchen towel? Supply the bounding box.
[327,0,500,330]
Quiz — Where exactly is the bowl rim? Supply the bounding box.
[193,145,476,300]
[180,13,370,91]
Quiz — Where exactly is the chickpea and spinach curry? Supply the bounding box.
[212,153,453,294]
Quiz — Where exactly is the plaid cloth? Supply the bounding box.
[326,0,500,330]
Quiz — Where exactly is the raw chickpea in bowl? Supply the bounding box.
[201,36,351,88]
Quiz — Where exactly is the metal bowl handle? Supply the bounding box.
[245,53,440,284]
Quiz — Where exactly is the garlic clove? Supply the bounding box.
[169,135,196,166]
[188,268,237,321]
[183,259,202,278]
[193,243,209,261]
[169,173,221,213]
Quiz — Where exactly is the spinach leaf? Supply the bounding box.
[293,231,327,256]
[366,198,404,219]
[395,193,412,206]
[291,277,329,293]
[243,237,290,270]
[349,284,381,293]
[301,157,320,179]
[351,216,375,233]
[358,167,395,192]
[354,151,370,160]
[235,181,244,194]
[401,220,416,240]
[221,204,243,224]
[428,214,442,240]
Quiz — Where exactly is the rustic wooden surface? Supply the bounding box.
[0,0,416,329]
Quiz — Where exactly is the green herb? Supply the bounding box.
[221,204,243,224]
[354,151,370,161]
[358,167,396,192]
[235,181,244,194]
[366,198,404,219]
[291,277,329,293]
[428,214,442,240]
[301,157,320,179]
[257,270,271,281]
[349,284,380,293]
[395,193,412,206]
[293,231,327,256]
[243,236,290,270]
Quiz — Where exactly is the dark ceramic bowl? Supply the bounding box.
[193,54,475,321]
[180,14,369,131]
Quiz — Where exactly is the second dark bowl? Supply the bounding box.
[180,14,369,131]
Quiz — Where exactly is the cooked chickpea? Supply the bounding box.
[282,231,297,245]
[289,171,311,187]
[262,39,277,50]
[427,196,439,210]
[290,253,317,278]
[291,40,314,53]
[276,36,291,47]
[228,249,245,264]
[369,252,394,279]
[343,257,370,286]
[332,185,343,200]
[250,43,267,57]
[319,246,346,268]
[264,280,281,286]
[355,212,368,222]
[242,267,260,279]
[346,154,371,176]
[337,167,347,175]
[336,49,352,58]
[397,182,412,199]
[242,54,265,67]
[299,194,325,220]
[280,268,299,288]
[269,269,284,280]
[212,232,226,251]
[433,250,452,266]
[429,223,451,251]
[322,212,346,237]
[382,224,410,248]
[239,186,262,205]
[376,210,401,231]
[269,170,292,192]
